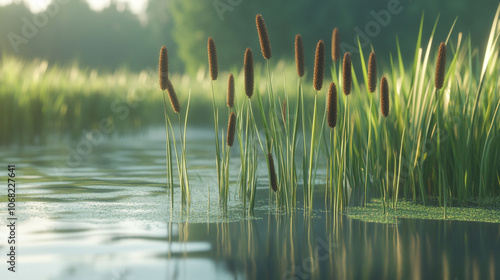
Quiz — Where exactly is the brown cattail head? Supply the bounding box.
[295,34,305,77]
[267,153,278,192]
[327,82,338,128]
[343,52,352,95]
[331,28,340,62]
[256,14,272,60]
[368,52,377,93]
[227,112,237,147]
[159,46,168,90]
[282,99,287,125]
[165,79,181,114]
[227,74,235,109]
[313,40,325,91]
[244,48,254,98]
[380,76,389,117]
[435,42,446,89]
[207,37,218,80]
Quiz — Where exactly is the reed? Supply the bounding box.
[208,37,218,81]
[256,14,272,60]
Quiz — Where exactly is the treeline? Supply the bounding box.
[0,0,498,73]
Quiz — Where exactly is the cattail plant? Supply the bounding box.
[268,153,278,192]
[227,74,235,109]
[343,52,352,95]
[313,40,325,91]
[327,82,337,129]
[159,45,190,208]
[256,14,272,60]
[331,28,340,62]
[434,42,447,218]
[208,37,218,81]
[368,52,377,93]
[159,46,168,90]
[326,82,341,212]
[435,42,446,90]
[380,76,389,117]
[227,112,237,147]
[244,48,254,98]
[295,34,305,77]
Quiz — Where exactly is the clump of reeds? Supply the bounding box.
[208,37,218,81]
[244,48,254,98]
[256,14,272,60]
[313,40,325,91]
[368,52,377,93]
[331,28,340,62]
[327,82,337,128]
[380,76,389,117]
[227,112,236,147]
[267,153,278,192]
[435,42,446,90]
[227,74,234,109]
[295,34,305,77]
[343,52,352,95]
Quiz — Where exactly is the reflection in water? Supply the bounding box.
[163,212,499,280]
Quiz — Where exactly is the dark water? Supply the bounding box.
[0,128,498,280]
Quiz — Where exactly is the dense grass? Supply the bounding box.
[2,8,500,215]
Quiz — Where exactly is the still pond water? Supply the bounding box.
[0,128,498,280]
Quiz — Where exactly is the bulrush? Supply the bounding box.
[295,34,305,77]
[380,76,389,117]
[331,28,340,62]
[207,37,218,81]
[435,42,446,89]
[244,48,254,98]
[227,112,237,147]
[343,52,352,95]
[256,14,272,60]
[368,52,377,93]
[227,74,235,109]
[159,46,169,90]
[267,153,278,192]
[165,79,181,114]
[327,82,337,128]
[313,40,325,91]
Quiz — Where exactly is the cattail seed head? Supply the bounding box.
[380,76,389,117]
[165,79,181,114]
[313,40,325,91]
[267,153,278,192]
[256,14,272,60]
[343,52,352,95]
[227,74,234,109]
[327,82,337,128]
[227,112,237,147]
[159,46,168,91]
[244,48,254,98]
[295,34,305,77]
[435,42,446,89]
[368,52,377,93]
[207,37,218,80]
[331,28,340,62]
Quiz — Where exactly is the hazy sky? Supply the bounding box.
[0,0,148,15]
